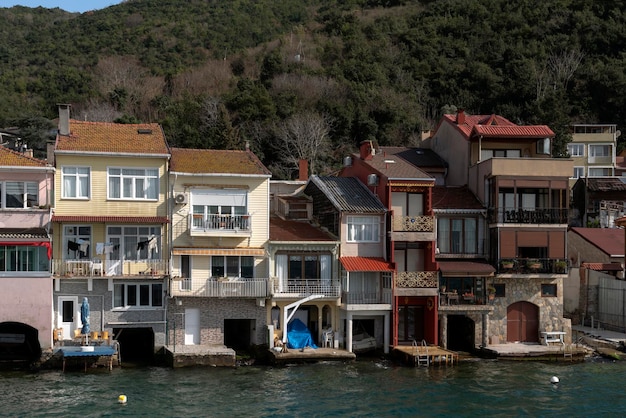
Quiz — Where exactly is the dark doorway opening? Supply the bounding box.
[113,327,154,364]
[224,319,253,350]
[446,315,475,352]
[398,305,425,343]
[0,322,41,363]
[353,319,375,338]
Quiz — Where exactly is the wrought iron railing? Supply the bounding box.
[489,207,568,224]
[497,258,568,275]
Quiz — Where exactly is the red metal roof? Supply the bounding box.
[438,261,495,277]
[340,256,394,272]
[52,216,169,223]
[270,216,337,242]
[581,262,623,272]
[571,227,624,257]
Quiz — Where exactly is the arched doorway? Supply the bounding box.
[507,301,539,342]
[0,322,41,362]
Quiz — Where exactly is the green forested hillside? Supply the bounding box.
[1,0,625,177]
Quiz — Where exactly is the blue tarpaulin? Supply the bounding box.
[287,318,317,349]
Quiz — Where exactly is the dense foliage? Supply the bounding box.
[1,0,625,175]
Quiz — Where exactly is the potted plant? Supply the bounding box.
[487,285,496,300]
[527,259,542,270]
[555,260,567,273]
[501,260,515,269]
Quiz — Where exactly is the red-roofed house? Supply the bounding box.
[0,146,54,361]
[168,146,271,356]
[51,105,171,359]
[425,110,573,345]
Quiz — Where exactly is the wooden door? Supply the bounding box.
[507,301,539,342]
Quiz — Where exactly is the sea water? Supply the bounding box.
[1,359,625,417]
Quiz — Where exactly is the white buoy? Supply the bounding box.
[118,394,127,404]
[550,376,559,384]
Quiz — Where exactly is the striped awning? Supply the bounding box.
[172,247,266,256]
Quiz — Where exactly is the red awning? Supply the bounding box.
[0,241,51,259]
[438,261,495,277]
[340,257,395,272]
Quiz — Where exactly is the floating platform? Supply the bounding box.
[58,345,120,372]
[480,342,589,362]
[164,345,236,367]
[393,345,458,366]
[269,347,356,364]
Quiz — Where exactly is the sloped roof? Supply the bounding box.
[352,146,435,180]
[432,186,484,210]
[0,228,49,240]
[581,262,623,272]
[584,177,626,192]
[307,176,386,213]
[0,146,49,168]
[440,113,554,140]
[56,120,169,155]
[340,256,394,272]
[270,216,337,242]
[571,227,624,257]
[170,147,271,176]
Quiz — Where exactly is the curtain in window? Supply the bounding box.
[320,255,331,286]
[276,254,287,292]
[465,219,477,253]
[438,219,450,253]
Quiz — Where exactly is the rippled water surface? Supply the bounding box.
[1,359,625,417]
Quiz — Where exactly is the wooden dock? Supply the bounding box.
[393,345,458,366]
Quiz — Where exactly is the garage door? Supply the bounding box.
[507,301,539,342]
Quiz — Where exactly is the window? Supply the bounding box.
[347,216,380,242]
[589,145,610,157]
[107,226,161,260]
[191,189,248,230]
[64,226,91,260]
[0,245,49,272]
[211,256,254,278]
[437,218,477,254]
[541,284,557,297]
[536,138,551,155]
[0,181,38,208]
[480,149,521,160]
[572,167,585,179]
[108,168,158,200]
[180,255,191,291]
[567,144,584,157]
[62,166,90,198]
[113,283,163,308]
[588,167,612,177]
[287,254,331,280]
[494,283,505,297]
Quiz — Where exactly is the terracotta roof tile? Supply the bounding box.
[340,256,394,272]
[432,186,484,210]
[571,227,624,257]
[0,146,49,167]
[270,216,337,242]
[56,120,169,155]
[170,147,271,175]
[441,113,554,140]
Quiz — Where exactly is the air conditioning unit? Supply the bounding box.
[174,193,188,204]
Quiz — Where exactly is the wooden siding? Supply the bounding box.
[54,155,168,217]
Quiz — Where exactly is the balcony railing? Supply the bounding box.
[52,259,169,277]
[271,278,341,298]
[341,289,392,305]
[395,271,438,288]
[497,258,568,275]
[392,215,435,232]
[488,207,568,224]
[190,213,251,234]
[171,277,270,298]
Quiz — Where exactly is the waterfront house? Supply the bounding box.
[51,105,170,361]
[567,124,619,189]
[0,146,54,362]
[303,176,392,353]
[432,185,495,350]
[340,143,440,347]
[423,110,573,345]
[168,147,271,352]
[571,177,626,228]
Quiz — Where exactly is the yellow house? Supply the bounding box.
[51,105,170,356]
[168,147,271,348]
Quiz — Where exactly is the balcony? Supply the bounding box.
[53,259,169,277]
[497,258,568,275]
[489,207,568,224]
[189,213,252,237]
[390,215,435,242]
[171,277,270,298]
[394,271,438,297]
[271,278,341,299]
[341,289,392,305]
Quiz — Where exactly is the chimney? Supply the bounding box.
[359,140,375,160]
[58,104,71,136]
[298,159,308,181]
[456,109,465,125]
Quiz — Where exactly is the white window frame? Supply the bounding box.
[347,215,380,243]
[210,255,254,278]
[62,166,90,199]
[572,166,585,179]
[589,144,611,157]
[113,282,163,309]
[107,167,159,200]
[588,167,613,177]
[567,144,585,157]
[0,181,39,208]
[63,225,92,260]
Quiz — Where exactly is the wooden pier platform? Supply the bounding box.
[393,345,458,366]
